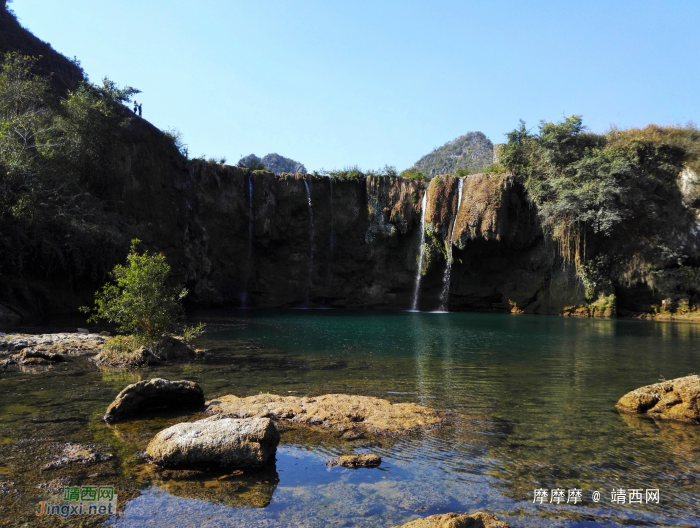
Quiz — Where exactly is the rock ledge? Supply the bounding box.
[207,393,449,436]
[616,375,700,424]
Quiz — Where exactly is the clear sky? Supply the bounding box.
[11,0,700,172]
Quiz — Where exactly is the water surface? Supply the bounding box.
[1,311,699,527]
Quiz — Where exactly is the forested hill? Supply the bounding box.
[413,131,493,177]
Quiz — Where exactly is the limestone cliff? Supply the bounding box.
[2,5,700,321]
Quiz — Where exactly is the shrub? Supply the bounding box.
[80,239,189,341]
[400,167,427,180]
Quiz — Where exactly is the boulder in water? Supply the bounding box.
[104,378,205,423]
[146,416,279,469]
[391,512,511,528]
[616,375,700,424]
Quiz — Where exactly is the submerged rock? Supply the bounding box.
[207,393,449,436]
[392,512,511,528]
[326,453,381,468]
[146,416,280,469]
[104,378,205,423]
[616,375,700,424]
[43,443,113,470]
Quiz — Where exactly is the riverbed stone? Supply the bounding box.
[391,512,511,528]
[616,375,700,424]
[327,453,381,468]
[104,378,205,423]
[43,443,113,470]
[146,416,280,469]
[207,393,449,436]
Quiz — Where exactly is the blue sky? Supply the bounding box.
[12,0,700,172]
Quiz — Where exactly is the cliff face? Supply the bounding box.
[4,130,699,319]
[2,5,699,321]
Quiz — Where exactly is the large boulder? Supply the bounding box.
[616,375,700,424]
[207,393,449,436]
[392,512,511,528]
[104,378,205,423]
[146,416,280,469]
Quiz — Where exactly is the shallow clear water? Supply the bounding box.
[1,310,700,527]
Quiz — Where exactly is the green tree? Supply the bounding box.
[81,239,188,340]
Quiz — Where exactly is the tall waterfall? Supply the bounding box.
[438,177,464,311]
[411,190,428,311]
[325,178,334,302]
[303,180,315,304]
[241,172,254,307]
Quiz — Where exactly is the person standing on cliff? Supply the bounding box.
[138,103,142,117]
[133,101,138,114]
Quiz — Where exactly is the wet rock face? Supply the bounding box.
[326,453,381,468]
[453,174,512,245]
[391,512,511,528]
[146,416,280,469]
[616,375,700,424]
[207,393,449,436]
[104,378,205,423]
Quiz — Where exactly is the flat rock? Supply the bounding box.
[616,375,700,424]
[392,512,511,528]
[43,443,113,470]
[146,416,280,469]
[104,378,205,423]
[326,453,381,468]
[0,333,105,356]
[207,393,449,436]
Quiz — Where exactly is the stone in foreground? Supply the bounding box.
[146,416,280,469]
[104,378,205,423]
[207,393,448,436]
[326,453,381,468]
[616,375,700,424]
[392,512,511,528]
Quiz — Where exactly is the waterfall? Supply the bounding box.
[325,178,334,303]
[303,179,315,304]
[411,190,428,311]
[241,172,254,307]
[438,177,464,311]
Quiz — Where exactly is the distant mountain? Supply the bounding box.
[236,153,306,174]
[414,132,493,177]
[261,153,306,175]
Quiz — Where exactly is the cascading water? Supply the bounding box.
[241,172,254,307]
[325,178,334,303]
[303,179,315,305]
[411,190,428,311]
[438,177,464,311]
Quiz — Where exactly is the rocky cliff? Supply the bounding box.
[1,5,698,322]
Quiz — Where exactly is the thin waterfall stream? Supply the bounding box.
[303,179,315,305]
[438,177,464,311]
[411,190,428,311]
[325,178,334,303]
[241,171,254,307]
